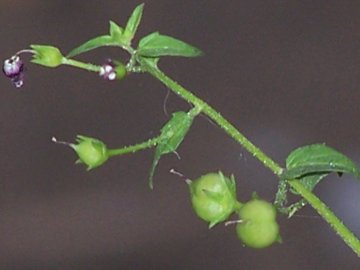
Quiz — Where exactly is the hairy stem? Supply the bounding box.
[108,136,160,157]
[139,59,283,176]
[62,58,101,73]
[289,180,360,256]
[139,58,360,256]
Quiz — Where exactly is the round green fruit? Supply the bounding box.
[73,135,109,170]
[236,199,280,248]
[236,220,279,249]
[189,172,238,228]
[239,199,277,223]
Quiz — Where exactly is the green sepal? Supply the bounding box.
[250,192,260,200]
[282,144,360,192]
[138,32,203,58]
[276,234,283,244]
[30,45,64,67]
[73,135,109,170]
[123,3,144,45]
[149,108,199,188]
[187,179,195,195]
[209,219,223,229]
[189,172,239,228]
[227,174,237,198]
[202,189,224,201]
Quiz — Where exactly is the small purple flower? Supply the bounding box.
[99,60,117,81]
[3,55,25,88]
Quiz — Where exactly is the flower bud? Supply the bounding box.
[99,59,127,81]
[2,55,25,88]
[72,135,109,170]
[188,172,239,228]
[30,45,64,67]
[3,55,23,78]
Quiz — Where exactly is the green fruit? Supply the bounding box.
[73,135,109,170]
[239,199,277,223]
[236,199,280,248]
[188,172,239,228]
[236,220,279,249]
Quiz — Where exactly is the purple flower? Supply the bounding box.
[99,60,117,81]
[3,55,25,88]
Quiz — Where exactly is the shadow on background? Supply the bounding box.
[1,1,360,269]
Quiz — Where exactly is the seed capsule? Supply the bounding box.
[236,199,280,248]
[30,45,64,67]
[188,172,239,228]
[72,135,109,170]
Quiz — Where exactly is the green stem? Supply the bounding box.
[138,58,360,256]
[139,59,283,176]
[107,106,200,158]
[62,58,101,73]
[289,180,360,256]
[108,136,160,157]
[52,54,360,255]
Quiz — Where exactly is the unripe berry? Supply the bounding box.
[239,199,277,223]
[236,199,280,248]
[72,135,109,170]
[188,172,239,228]
[236,220,279,249]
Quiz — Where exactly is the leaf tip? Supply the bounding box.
[149,180,154,190]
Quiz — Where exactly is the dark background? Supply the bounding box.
[1,0,360,269]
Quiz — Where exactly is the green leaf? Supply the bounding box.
[123,3,144,45]
[137,55,160,70]
[109,21,123,42]
[289,173,328,194]
[67,35,116,58]
[282,144,360,191]
[149,109,199,188]
[138,32,159,48]
[138,32,203,57]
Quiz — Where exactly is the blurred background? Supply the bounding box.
[1,0,360,269]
